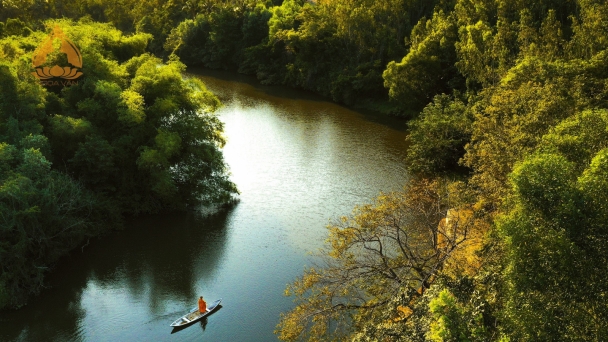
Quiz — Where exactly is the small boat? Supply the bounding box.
[170,299,222,327]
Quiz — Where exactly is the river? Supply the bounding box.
[0,69,409,341]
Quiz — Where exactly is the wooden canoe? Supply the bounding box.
[170,299,222,327]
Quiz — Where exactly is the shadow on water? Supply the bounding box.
[186,67,407,132]
[0,207,235,342]
[186,67,326,103]
[85,207,234,302]
[170,305,223,335]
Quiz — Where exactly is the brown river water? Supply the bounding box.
[0,68,409,341]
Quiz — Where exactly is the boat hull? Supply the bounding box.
[170,299,222,327]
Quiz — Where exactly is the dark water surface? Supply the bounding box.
[0,69,408,341]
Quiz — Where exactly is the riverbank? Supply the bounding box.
[0,68,410,341]
[186,67,409,132]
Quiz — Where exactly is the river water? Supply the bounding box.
[0,69,408,341]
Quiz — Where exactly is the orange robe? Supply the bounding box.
[198,298,207,313]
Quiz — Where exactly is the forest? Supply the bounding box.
[2,0,608,340]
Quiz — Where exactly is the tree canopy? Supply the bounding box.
[2,0,608,340]
[0,20,236,309]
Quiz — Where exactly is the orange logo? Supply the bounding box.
[32,26,83,81]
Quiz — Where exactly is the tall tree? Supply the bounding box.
[276,179,476,341]
[499,109,608,339]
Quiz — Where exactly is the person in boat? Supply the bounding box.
[198,296,207,313]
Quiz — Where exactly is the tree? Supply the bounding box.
[568,0,608,59]
[0,143,111,309]
[276,179,476,341]
[0,20,237,309]
[384,10,463,114]
[427,288,488,342]
[497,110,608,341]
[462,56,577,208]
[405,94,472,176]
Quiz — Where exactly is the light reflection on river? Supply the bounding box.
[0,69,408,341]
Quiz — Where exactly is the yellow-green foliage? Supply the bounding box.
[428,289,487,342]
[384,10,462,113]
[498,110,608,341]
[279,0,608,340]
[0,20,236,310]
[276,179,479,341]
[3,1,608,339]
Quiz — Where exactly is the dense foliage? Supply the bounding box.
[0,0,443,113]
[274,0,608,341]
[275,179,484,341]
[164,0,441,112]
[3,0,608,340]
[0,20,236,309]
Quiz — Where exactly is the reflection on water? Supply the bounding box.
[0,211,231,342]
[0,69,408,341]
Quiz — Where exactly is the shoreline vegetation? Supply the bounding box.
[2,0,608,340]
[0,20,237,310]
